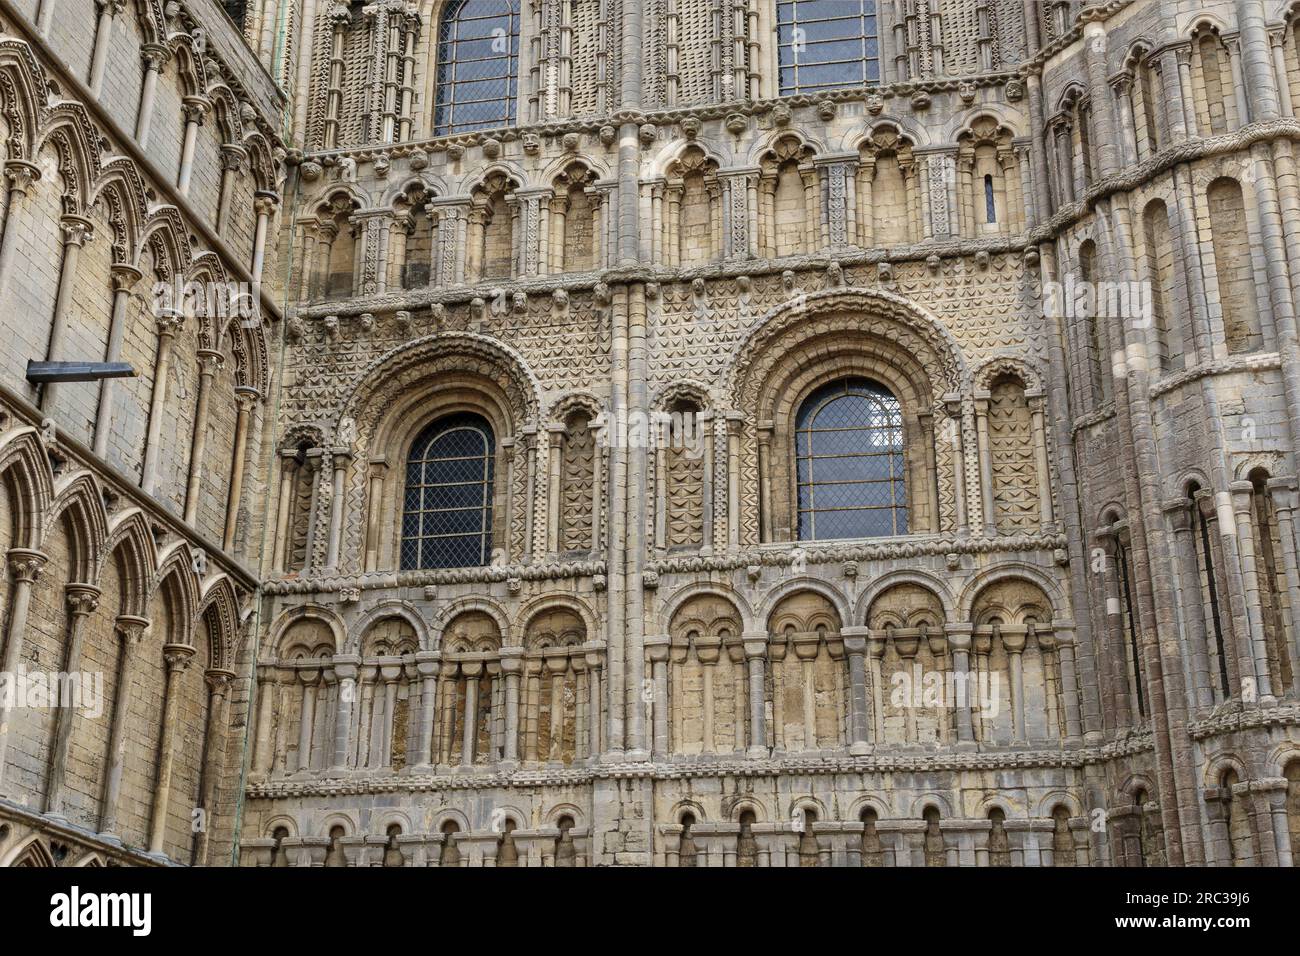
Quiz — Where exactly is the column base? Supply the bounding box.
[622,748,651,763]
[747,746,769,759]
[848,742,872,757]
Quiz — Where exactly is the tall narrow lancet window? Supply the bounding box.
[796,378,906,541]
[777,0,880,96]
[401,413,495,569]
[433,0,521,134]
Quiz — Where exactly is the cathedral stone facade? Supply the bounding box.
[1,0,1300,868]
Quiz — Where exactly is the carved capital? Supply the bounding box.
[3,159,40,196]
[6,548,47,584]
[65,583,101,617]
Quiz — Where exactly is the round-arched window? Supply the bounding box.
[433,0,521,135]
[795,377,906,540]
[401,413,495,569]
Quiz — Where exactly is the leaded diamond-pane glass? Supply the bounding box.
[433,0,520,135]
[796,377,907,541]
[777,0,880,97]
[401,413,495,569]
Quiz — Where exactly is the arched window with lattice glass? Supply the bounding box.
[795,377,907,541]
[401,413,495,569]
[433,0,520,134]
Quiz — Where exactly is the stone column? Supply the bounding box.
[0,549,47,785]
[325,448,352,569]
[1230,482,1273,700]
[999,625,1027,743]
[1165,499,1215,711]
[135,44,170,147]
[500,649,521,765]
[585,645,602,759]
[223,387,259,550]
[251,665,276,776]
[647,637,669,758]
[841,627,870,755]
[88,0,124,96]
[1268,478,1300,695]
[725,411,743,549]
[177,96,212,195]
[40,214,95,412]
[363,458,388,572]
[973,390,996,534]
[141,310,183,495]
[946,624,975,744]
[99,615,147,839]
[461,661,481,767]
[0,160,40,304]
[193,667,235,864]
[546,422,564,555]
[329,657,358,773]
[93,263,145,458]
[148,643,197,855]
[250,193,278,301]
[1028,391,1053,527]
[182,349,223,525]
[43,584,100,818]
[215,146,248,237]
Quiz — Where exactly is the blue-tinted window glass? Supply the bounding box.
[434,0,520,135]
[777,0,880,96]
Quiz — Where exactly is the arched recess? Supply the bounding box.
[390,179,438,290]
[353,615,420,771]
[973,360,1049,535]
[549,160,599,273]
[757,135,817,257]
[520,605,588,765]
[727,289,968,545]
[1206,177,1264,354]
[257,613,337,779]
[338,333,542,574]
[665,593,745,756]
[435,610,503,767]
[856,124,918,246]
[661,145,721,267]
[766,591,844,753]
[549,393,601,557]
[865,582,947,746]
[956,116,1025,237]
[467,168,523,281]
[304,190,362,300]
[652,383,710,553]
[969,577,1065,745]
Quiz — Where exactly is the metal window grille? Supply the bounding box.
[777,0,880,97]
[433,0,520,135]
[401,413,495,569]
[796,377,907,541]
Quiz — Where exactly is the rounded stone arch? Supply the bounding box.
[302,181,370,220]
[267,604,347,660]
[206,86,244,146]
[1184,10,1233,36]
[546,390,604,425]
[974,792,1022,819]
[759,578,852,631]
[45,472,109,583]
[338,331,542,571]
[788,794,828,824]
[101,509,157,617]
[652,379,714,414]
[1034,790,1085,818]
[948,107,1024,144]
[972,355,1044,395]
[432,807,470,833]
[369,809,415,836]
[262,813,302,839]
[428,595,513,649]
[350,601,430,654]
[438,607,507,654]
[907,793,955,818]
[854,569,957,626]
[539,151,611,186]
[761,584,848,637]
[545,802,586,827]
[1233,454,1284,483]
[195,574,242,671]
[1053,82,1089,117]
[1203,751,1250,788]
[668,799,707,825]
[514,594,598,645]
[1122,38,1156,72]
[863,579,949,633]
[659,583,755,636]
[69,850,107,867]
[1117,772,1158,802]
[747,127,823,167]
[727,795,770,823]
[844,114,931,152]
[0,427,54,549]
[1173,467,1214,500]
[464,160,526,194]
[242,132,279,194]
[1267,741,1300,777]
[645,137,729,180]
[1097,500,1127,528]
[847,794,892,822]
[165,35,209,98]
[958,564,1065,624]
